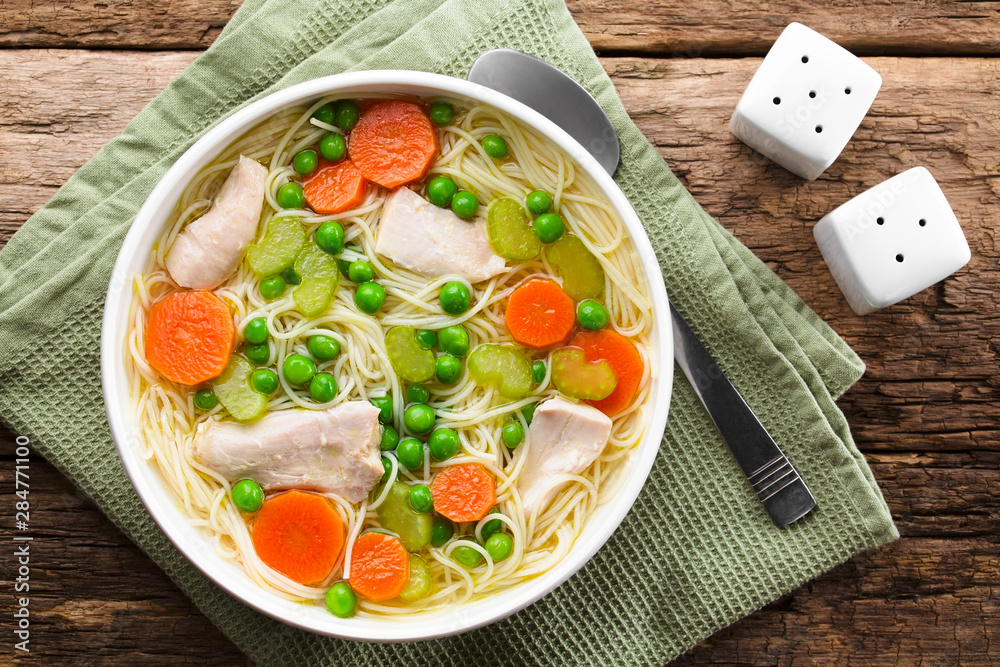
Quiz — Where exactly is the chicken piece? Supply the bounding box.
[374,186,506,283]
[166,155,268,289]
[516,397,613,514]
[192,401,383,503]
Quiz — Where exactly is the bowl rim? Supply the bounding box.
[100,69,673,642]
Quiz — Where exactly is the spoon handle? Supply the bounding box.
[670,303,816,526]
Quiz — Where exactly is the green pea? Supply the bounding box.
[370,395,393,424]
[395,437,424,471]
[355,282,386,314]
[439,281,471,315]
[577,299,610,331]
[406,384,430,405]
[251,368,279,395]
[319,133,346,162]
[312,103,336,125]
[501,421,524,449]
[431,515,454,547]
[307,334,340,361]
[380,425,399,452]
[525,190,552,215]
[452,542,482,568]
[276,182,305,210]
[437,325,470,357]
[193,389,217,411]
[309,373,337,402]
[244,342,270,365]
[428,427,460,461]
[429,102,454,125]
[426,176,457,208]
[231,479,264,512]
[293,149,318,176]
[416,329,437,350]
[481,134,508,159]
[436,354,462,385]
[380,455,393,485]
[522,401,538,425]
[259,276,286,300]
[315,221,345,255]
[480,508,503,540]
[282,354,316,386]
[531,360,546,384]
[243,317,268,345]
[335,100,360,131]
[533,212,565,244]
[324,581,357,618]
[404,403,435,435]
[451,191,479,219]
[409,484,433,513]
[484,533,513,562]
[281,267,301,285]
[348,260,375,283]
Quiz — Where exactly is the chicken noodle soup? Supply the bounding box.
[126,95,655,617]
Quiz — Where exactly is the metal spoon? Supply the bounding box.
[468,49,816,526]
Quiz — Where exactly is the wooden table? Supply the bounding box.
[1,1,998,664]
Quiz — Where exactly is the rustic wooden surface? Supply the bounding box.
[1,1,998,665]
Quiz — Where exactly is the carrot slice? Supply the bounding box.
[349,532,410,602]
[145,291,234,386]
[504,279,575,349]
[251,490,344,586]
[570,330,644,417]
[303,159,367,214]
[430,464,496,523]
[348,101,438,188]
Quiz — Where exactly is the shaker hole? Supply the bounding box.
[896,254,904,263]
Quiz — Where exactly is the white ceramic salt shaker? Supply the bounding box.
[729,22,882,180]
[814,167,971,314]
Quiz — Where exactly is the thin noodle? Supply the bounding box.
[125,99,654,616]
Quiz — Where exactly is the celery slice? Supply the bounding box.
[467,344,532,399]
[546,234,605,301]
[487,198,540,261]
[213,356,268,422]
[246,216,307,277]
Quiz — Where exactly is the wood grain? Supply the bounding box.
[0,45,998,666]
[572,0,1000,56]
[0,0,240,50]
[1,430,249,665]
[1,0,999,55]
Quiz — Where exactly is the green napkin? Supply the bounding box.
[0,0,897,664]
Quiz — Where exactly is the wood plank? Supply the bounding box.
[0,0,998,55]
[870,455,1000,537]
[673,540,1000,666]
[0,0,239,50]
[573,0,1000,56]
